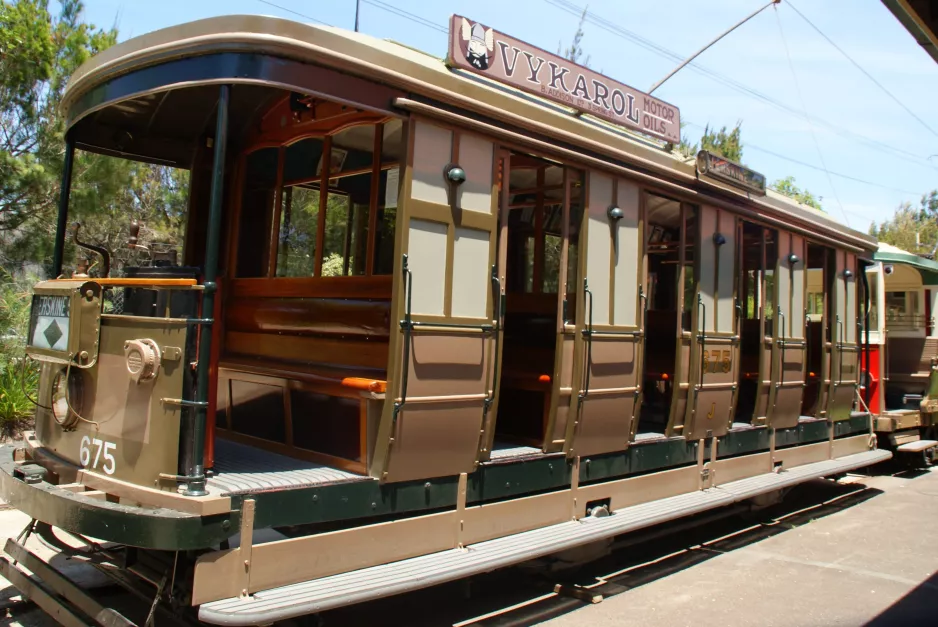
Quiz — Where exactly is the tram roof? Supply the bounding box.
[62,14,876,253]
[881,0,938,64]
[874,242,938,284]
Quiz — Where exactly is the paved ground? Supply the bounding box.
[540,466,938,627]
[1,465,937,626]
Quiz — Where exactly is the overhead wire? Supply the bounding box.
[786,0,938,140]
[682,121,923,197]
[254,0,331,26]
[541,0,938,172]
[773,4,850,226]
[360,0,448,34]
[249,0,918,223]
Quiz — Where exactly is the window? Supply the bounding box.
[237,120,403,279]
[867,270,879,332]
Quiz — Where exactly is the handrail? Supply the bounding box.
[392,255,413,426]
[697,294,706,391]
[778,308,786,388]
[482,266,502,426]
[579,278,594,401]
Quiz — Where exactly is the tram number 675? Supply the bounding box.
[701,350,732,374]
[79,436,117,475]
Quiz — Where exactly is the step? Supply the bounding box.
[199,448,891,626]
[897,439,938,453]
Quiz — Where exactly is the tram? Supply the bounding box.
[861,244,938,465]
[0,14,891,626]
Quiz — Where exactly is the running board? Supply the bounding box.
[199,449,891,626]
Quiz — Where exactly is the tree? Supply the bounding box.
[770,176,822,211]
[0,0,118,267]
[675,122,743,163]
[0,0,189,277]
[559,6,590,67]
[871,191,938,255]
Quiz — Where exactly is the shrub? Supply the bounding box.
[0,268,39,436]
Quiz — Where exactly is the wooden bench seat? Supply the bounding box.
[216,358,387,474]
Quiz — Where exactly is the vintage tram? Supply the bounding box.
[861,244,938,464]
[0,14,892,626]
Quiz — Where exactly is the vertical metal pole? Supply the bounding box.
[185,84,229,497]
[52,138,75,278]
[354,0,360,32]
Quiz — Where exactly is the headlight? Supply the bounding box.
[51,367,84,429]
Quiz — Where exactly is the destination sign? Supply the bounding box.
[696,150,766,196]
[29,295,70,352]
[446,15,681,144]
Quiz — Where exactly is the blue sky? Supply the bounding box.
[74,0,938,231]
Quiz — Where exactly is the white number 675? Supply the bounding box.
[79,436,117,475]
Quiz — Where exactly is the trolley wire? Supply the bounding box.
[246,0,923,222]
[773,3,850,226]
[682,120,923,198]
[254,0,331,26]
[360,0,448,34]
[541,0,938,172]
[787,0,938,141]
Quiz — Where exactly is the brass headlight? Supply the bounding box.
[51,367,84,429]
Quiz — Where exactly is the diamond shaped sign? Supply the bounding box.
[43,319,63,348]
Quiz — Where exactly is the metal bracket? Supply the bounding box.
[238,498,256,599]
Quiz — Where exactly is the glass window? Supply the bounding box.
[374,121,404,275]
[237,148,279,277]
[867,270,879,331]
[242,121,402,279]
[276,185,319,277]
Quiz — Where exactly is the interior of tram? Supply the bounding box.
[639,194,694,435]
[494,153,582,446]
[735,221,777,425]
[802,242,832,416]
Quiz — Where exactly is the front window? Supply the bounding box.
[236,120,403,278]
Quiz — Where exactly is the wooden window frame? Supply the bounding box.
[233,119,400,280]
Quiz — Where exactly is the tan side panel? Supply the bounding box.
[573,339,638,456]
[388,401,485,481]
[411,121,451,206]
[775,440,830,468]
[712,452,772,486]
[550,333,577,445]
[698,206,717,334]
[716,210,736,334]
[457,134,493,214]
[832,434,870,458]
[586,173,613,326]
[452,227,490,319]
[462,490,571,545]
[613,180,640,327]
[35,319,187,486]
[684,206,737,440]
[388,328,492,482]
[790,236,806,340]
[408,219,447,315]
[769,233,806,429]
[574,465,700,517]
[192,511,456,604]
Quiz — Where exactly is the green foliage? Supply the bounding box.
[0,0,117,241]
[676,122,743,163]
[870,191,938,254]
[770,176,823,211]
[559,6,590,67]
[0,269,38,432]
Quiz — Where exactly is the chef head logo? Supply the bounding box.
[460,17,494,71]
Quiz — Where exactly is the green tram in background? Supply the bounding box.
[0,14,897,626]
